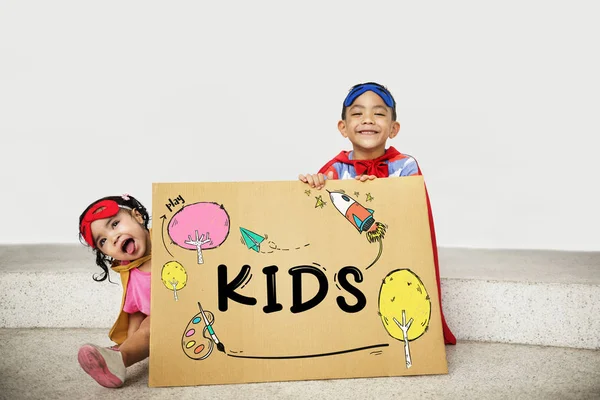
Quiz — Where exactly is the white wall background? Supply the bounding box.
[1,1,598,250]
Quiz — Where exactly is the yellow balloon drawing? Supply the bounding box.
[161,261,188,301]
[379,269,431,341]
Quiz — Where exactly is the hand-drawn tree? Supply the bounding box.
[168,202,230,264]
[378,269,431,369]
[161,261,188,301]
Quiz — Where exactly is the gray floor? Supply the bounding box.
[0,328,599,400]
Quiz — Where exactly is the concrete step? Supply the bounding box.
[0,245,599,349]
[0,328,598,399]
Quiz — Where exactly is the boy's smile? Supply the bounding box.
[338,91,400,160]
[357,128,380,135]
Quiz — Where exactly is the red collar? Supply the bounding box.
[332,147,401,177]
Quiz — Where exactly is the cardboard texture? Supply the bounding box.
[150,177,448,387]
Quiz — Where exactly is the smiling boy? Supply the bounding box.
[299,82,456,344]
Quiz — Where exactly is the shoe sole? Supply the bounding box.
[77,345,124,388]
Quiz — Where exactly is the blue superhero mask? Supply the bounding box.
[343,83,395,108]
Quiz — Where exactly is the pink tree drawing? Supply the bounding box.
[168,202,230,264]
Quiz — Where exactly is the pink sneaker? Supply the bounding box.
[77,343,126,388]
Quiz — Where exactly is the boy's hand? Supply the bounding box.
[299,171,334,189]
[355,174,377,182]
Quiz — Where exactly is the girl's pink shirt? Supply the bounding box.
[123,268,151,315]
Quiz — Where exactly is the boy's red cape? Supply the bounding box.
[319,147,457,345]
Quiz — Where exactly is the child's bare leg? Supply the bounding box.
[119,315,150,367]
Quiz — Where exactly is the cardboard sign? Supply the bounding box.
[149,177,447,387]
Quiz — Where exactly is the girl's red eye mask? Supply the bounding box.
[80,200,121,248]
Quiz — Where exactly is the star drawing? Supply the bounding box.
[315,195,326,208]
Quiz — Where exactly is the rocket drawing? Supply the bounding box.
[327,190,387,268]
[328,191,377,234]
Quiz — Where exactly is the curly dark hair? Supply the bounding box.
[78,195,150,282]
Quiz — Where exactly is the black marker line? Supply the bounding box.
[160,216,174,257]
[227,343,388,360]
[365,240,383,270]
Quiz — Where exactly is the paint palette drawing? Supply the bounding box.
[181,312,213,360]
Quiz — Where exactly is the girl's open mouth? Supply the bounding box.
[122,238,136,254]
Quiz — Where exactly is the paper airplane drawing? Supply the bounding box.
[240,227,266,252]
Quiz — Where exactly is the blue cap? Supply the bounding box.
[343,83,395,108]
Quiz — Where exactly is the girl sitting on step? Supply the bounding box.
[77,194,152,388]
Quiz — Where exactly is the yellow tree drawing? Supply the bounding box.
[378,269,431,368]
[161,261,188,301]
